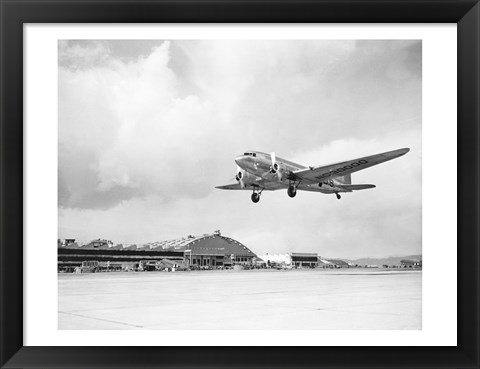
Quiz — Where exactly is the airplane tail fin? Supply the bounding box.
[337,174,351,184]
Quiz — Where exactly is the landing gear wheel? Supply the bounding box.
[287,186,297,198]
[335,193,341,200]
[251,193,260,203]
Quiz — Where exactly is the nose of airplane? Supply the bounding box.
[234,156,244,166]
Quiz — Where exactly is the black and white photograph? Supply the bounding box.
[57,39,422,330]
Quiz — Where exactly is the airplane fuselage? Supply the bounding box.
[235,151,346,194]
[235,151,304,174]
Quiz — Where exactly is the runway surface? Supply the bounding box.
[58,269,421,330]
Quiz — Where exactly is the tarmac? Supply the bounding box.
[58,269,421,330]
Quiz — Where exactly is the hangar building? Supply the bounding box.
[144,231,257,267]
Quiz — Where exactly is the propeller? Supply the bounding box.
[235,165,246,188]
[270,152,282,181]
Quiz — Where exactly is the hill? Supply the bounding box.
[346,254,422,266]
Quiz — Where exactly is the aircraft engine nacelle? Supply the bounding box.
[269,152,287,181]
[235,170,243,182]
[271,162,287,181]
[236,166,256,188]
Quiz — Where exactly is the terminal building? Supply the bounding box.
[58,240,185,272]
[290,253,319,268]
[58,231,257,271]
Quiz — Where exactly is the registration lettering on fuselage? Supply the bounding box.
[316,160,368,180]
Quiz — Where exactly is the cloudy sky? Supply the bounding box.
[58,40,421,259]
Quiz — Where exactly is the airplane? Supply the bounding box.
[216,148,409,203]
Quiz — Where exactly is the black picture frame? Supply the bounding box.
[1,1,478,368]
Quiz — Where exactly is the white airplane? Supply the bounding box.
[216,148,409,203]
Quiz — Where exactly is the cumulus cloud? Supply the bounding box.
[59,41,221,209]
[59,40,111,69]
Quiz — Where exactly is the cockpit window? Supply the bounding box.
[243,152,257,157]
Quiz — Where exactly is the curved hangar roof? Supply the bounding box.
[145,234,257,257]
[60,234,256,257]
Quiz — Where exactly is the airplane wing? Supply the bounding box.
[338,184,376,192]
[216,180,287,191]
[291,148,409,184]
[215,184,249,190]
